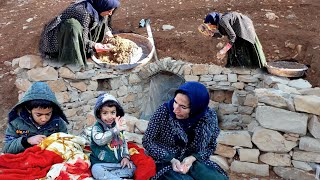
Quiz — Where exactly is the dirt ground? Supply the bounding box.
[1,0,319,178]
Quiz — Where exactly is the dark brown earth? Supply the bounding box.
[1,0,319,178]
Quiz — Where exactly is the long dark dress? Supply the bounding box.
[217,12,266,68]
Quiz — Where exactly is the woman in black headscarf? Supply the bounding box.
[198,12,266,68]
[142,82,228,180]
[39,0,120,66]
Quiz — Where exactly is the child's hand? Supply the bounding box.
[115,116,126,131]
[27,135,46,145]
[120,157,132,169]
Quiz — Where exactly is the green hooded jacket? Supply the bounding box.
[3,82,68,154]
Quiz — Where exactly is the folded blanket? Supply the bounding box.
[0,132,92,180]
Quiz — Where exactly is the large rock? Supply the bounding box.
[209,155,229,171]
[288,79,312,89]
[254,88,290,109]
[256,106,308,135]
[252,128,297,152]
[299,136,320,153]
[298,87,320,96]
[308,115,320,139]
[263,75,290,85]
[214,144,236,158]
[47,79,67,92]
[292,160,313,171]
[58,67,76,79]
[217,130,252,148]
[27,66,58,81]
[124,132,143,145]
[230,161,269,176]
[274,83,301,95]
[259,152,291,166]
[294,95,320,116]
[293,150,320,163]
[17,55,42,69]
[134,119,149,134]
[238,148,260,163]
[15,78,31,91]
[273,167,315,180]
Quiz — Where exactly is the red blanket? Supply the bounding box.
[128,142,156,180]
[0,145,64,180]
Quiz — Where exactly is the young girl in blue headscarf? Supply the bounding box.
[39,0,120,66]
[143,82,228,180]
[198,12,266,68]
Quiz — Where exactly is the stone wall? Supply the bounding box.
[11,55,320,179]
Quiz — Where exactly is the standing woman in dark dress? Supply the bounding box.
[39,0,120,66]
[198,12,266,68]
[142,82,228,180]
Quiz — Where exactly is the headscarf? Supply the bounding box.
[204,12,222,25]
[84,0,120,22]
[165,82,210,130]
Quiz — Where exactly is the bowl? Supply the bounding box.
[265,61,308,78]
[91,33,154,70]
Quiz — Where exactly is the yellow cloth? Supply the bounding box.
[38,133,92,180]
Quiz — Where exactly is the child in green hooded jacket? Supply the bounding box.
[3,82,68,154]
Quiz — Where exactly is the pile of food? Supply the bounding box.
[97,36,138,64]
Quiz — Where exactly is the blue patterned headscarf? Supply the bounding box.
[84,0,120,22]
[204,12,222,25]
[165,82,210,130]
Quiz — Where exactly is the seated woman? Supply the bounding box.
[199,12,266,68]
[142,82,228,180]
[39,0,120,66]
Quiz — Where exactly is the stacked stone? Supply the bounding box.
[11,55,320,179]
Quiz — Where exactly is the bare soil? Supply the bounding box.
[1,0,319,178]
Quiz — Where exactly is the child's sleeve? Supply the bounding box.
[91,125,116,146]
[121,137,130,159]
[59,120,68,133]
[2,122,26,154]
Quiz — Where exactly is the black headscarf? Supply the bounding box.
[84,0,120,22]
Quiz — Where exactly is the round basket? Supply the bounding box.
[91,33,154,70]
[265,61,308,78]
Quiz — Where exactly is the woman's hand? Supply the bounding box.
[120,157,133,168]
[27,135,47,145]
[94,43,114,53]
[217,42,232,60]
[216,50,226,60]
[115,116,126,131]
[180,156,196,174]
[171,158,185,173]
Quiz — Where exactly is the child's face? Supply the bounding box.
[30,107,53,126]
[100,106,117,125]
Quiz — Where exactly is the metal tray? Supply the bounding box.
[265,61,308,77]
[91,33,154,70]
